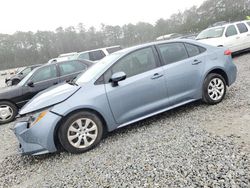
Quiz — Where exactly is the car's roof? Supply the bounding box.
[112,39,202,55]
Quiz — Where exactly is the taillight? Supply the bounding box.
[224,49,232,56]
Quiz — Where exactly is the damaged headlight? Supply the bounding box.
[27,108,51,128]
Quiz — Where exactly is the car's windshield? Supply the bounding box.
[17,68,36,86]
[76,53,121,84]
[196,27,225,40]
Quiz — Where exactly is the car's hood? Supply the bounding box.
[196,38,224,47]
[20,83,81,115]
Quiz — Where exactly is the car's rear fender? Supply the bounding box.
[202,47,237,86]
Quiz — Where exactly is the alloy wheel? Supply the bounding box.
[0,105,14,122]
[67,118,98,149]
[207,78,225,101]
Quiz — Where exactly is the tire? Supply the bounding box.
[58,111,104,154]
[202,73,226,105]
[0,101,18,124]
[12,79,20,85]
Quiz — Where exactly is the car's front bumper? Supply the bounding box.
[13,111,62,155]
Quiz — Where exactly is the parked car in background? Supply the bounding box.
[156,33,182,41]
[58,52,78,58]
[76,45,122,61]
[179,33,198,40]
[5,64,41,86]
[0,59,93,124]
[196,20,250,53]
[13,39,237,155]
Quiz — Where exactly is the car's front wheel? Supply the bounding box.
[0,101,18,124]
[58,111,104,154]
[202,73,226,105]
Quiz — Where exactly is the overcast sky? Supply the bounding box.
[0,0,205,34]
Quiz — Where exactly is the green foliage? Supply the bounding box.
[0,0,250,70]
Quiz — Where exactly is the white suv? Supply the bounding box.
[196,20,250,52]
[76,45,122,61]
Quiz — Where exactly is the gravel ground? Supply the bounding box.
[0,53,250,187]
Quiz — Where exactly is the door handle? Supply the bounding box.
[192,59,202,65]
[247,34,250,36]
[236,36,240,39]
[151,73,163,79]
[53,82,58,85]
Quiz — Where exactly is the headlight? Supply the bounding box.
[27,108,51,128]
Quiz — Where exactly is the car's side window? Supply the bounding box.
[106,46,122,54]
[225,25,238,37]
[89,50,106,61]
[236,23,248,33]
[21,67,31,76]
[158,43,189,64]
[78,52,90,60]
[59,61,87,76]
[32,65,57,83]
[111,47,157,78]
[184,43,201,57]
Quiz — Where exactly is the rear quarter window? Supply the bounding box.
[236,23,248,33]
[158,43,189,64]
[184,43,201,57]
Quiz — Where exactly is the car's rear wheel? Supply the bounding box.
[0,101,18,124]
[202,73,226,105]
[58,111,104,154]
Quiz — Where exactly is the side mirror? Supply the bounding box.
[27,81,34,87]
[110,72,126,87]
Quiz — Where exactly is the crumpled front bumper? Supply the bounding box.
[13,111,62,155]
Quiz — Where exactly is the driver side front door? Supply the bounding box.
[21,65,59,106]
[104,47,168,125]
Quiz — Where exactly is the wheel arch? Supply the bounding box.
[204,68,229,86]
[0,99,18,108]
[53,107,108,150]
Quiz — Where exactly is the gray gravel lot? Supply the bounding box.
[0,53,250,187]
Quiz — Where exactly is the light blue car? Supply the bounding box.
[14,39,237,155]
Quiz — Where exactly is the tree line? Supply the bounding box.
[0,0,250,70]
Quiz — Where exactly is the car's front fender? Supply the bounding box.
[51,84,118,132]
